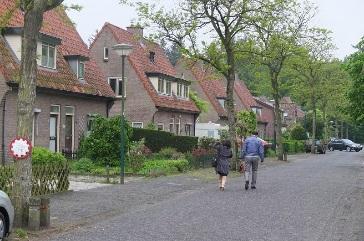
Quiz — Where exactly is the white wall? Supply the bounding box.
[195,122,228,139]
[5,34,42,65]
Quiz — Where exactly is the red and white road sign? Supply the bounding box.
[9,137,32,160]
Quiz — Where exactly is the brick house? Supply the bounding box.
[176,60,275,139]
[253,97,275,140]
[89,23,200,136]
[0,0,115,163]
[280,96,305,128]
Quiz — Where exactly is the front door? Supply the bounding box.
[65,115,74,153]
[49,115,58,152]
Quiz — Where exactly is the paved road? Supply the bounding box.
[39,151,364,241]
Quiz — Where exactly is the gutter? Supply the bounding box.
[1,90,9,165]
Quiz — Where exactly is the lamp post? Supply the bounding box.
[113,43,133,184]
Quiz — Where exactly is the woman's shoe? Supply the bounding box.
[221,187,225,191]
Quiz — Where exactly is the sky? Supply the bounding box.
[64,0,364,59]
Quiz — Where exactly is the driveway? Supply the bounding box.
[34,151,364,241]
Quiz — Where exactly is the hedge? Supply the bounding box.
[131,128,198,153]
[283,140,305,154]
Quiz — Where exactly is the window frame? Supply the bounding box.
[166,81,172,95]
[157,123,164,131]
[177,83,183,97]
[41,42,56,69]
[158,78,165,94]
[132,122,144,128]
[103,47,109,61]
[108,77,125,98]
[77,61,85,80]
[169,118,174,133]
[183,85,189,99]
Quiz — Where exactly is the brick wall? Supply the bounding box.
[2,90,108,162]
[0,72,9,163]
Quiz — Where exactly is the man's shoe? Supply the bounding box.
[251,186,256,189]
[245,181,249,190]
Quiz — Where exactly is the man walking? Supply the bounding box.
[240,131,264,190]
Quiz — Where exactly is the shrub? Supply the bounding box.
[131,128,198,153]
[198,137,216,150]
[138,159,189,176]
[78,115,133,167]
[71,158,96,174]
[32,146,67,165]
[290,124,307,140]
[283,140,305,154]
[128,139,152,172]
[189,147,216,169]
[265,148,276,158]
[154,147,185,160]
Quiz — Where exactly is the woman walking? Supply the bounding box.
[215,140,233,191]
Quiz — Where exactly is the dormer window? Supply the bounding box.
[78,62,85,79]
[67,57,87,81]
[217,98,226,109]
[103,47,109,61]
[166,81,172,95]
[149,51,155,63]
[158,78,165,93]
[183,85,189,98]
[177,83,183,97]
[41,43,56,69]
[252,107,262,116]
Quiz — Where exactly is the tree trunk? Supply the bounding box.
[335,120,339,138]
[340,120,344,139]
[346,124,349,139]
[225,48,237,169]
[270,71,283,160]
[13,0,64,228]
[311,106,317,154]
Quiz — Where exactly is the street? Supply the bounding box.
[37,151,364,241]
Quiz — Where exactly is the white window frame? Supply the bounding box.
[157,123,164,131]
[169,118,174,133]
[183,85,189,99]
[50,104,61,152]
[132,122,144,128]
[175,118,181,135]
[185,123,192,136]
[108,77,125,98]
[77,61,85,80]
[158,78,165,94]
[177,83,183,97]
[252,107,262,117]
[217,98,225,109]
[41,43,56,69]
[103,47,109,61]
[166,81,172,95]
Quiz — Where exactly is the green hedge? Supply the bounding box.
[131,128,198,153]
[283,140,305,154]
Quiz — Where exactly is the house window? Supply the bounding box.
[252,107,262,117]
[108,77,125,97]
[185,124,192,136]
[166,81,172,95]
[86,114,96,133]
[175,118,181,135]
[217,98,225,109]
[158,79,165,93]
[149,51,155,63]
[132,122,143,128]
[208,130,215,138]
[169,118,174,133]
[41,43,56,69]
[183,85,189,98]
[104,47,109,61]
[49,105,60,152]
[78,61,85,80]
[177,83,183,97]
[157,123,164,131]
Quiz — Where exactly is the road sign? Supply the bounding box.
[9,137,32,160]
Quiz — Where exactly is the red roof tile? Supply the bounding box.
[100,23,199,113]
[0,0,114,98]
[234,80,257,109]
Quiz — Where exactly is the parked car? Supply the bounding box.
[328,139,363,152]
[305,140,326,154]
[0,190,14,240]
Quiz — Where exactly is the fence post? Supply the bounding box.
[28,197,41,231]
[40,197,50,228]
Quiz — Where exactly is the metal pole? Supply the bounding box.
[120,55,126,184]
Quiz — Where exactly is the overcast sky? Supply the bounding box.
[64,0,364,59]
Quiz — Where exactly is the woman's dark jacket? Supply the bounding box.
[215,144,233,176]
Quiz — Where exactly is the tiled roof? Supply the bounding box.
[101,23,199,113]
[0,0,115,98]
[234,80,257,109]
[189,61,227,117]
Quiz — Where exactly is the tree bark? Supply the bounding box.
[340,120,344,139]
[270,71,283,160]
[311,106,317,154]
[13,0,64,228]
[225,47,237,169]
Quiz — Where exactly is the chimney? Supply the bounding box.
[127,25,144,38]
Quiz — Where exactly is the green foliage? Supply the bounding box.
[198,137,216,149]
[71,158,96,174]
[283,140,305,154]
[32,146,67,165]
[218,129,229,140]
[344,37,364,122]
[146,122,157,130]
[265,148,277,158]
[131,128,198,153]
[78,115,133,167]
[301,110,325,139]
[138,159,189,176]
[236,110,257,138]
[128,138,152,172]
[154,147,184,160]
[290,124,307,140]
[189,91,209,113]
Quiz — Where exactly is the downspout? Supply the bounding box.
[193,114,197,136]
[1,90,9,165]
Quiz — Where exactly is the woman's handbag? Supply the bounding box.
[211,157,217,167]
[239,162,245,173]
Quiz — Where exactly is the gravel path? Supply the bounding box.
[34,151,364,241]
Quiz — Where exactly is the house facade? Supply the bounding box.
[0,0,115,163]
[280,96,305,128]
[176,60,275,139]
[90,23,199,136]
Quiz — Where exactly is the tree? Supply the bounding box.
[289,124,307,140]
[344,37,364,123]
[245,0,316,160]
[125,0,268,167]
[236,110,257,139]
